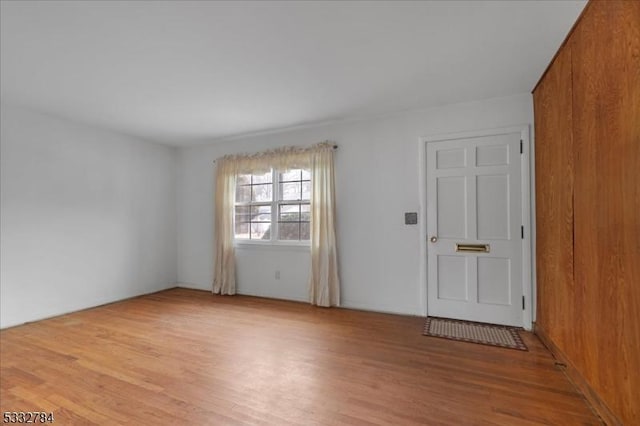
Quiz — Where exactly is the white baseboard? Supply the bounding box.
[340,299,422,317]
[0,284,179,330]
[175,282,210,291]
[176,284,423,317]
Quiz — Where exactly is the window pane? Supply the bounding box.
[235,222,249,239]
[280,169,301,182]
[252,183,272,202]
[235,205,250,215]
[250,223,271,240]
[300,222,310,240]
[279,204,300,222]
[235,214,251,224]
[279,222,300,240]
[301,181,311,200]
[252,171,272,184]
[300,203,311,222]
[235,206,250,224]
[236,185,251,203]
[233,167,312,244]
[236,174,251,185]
[280,182,301,200]
[251,205,271,222]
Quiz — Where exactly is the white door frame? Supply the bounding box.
[418,125,533,330]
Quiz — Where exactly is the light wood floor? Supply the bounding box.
[1,288,600,425]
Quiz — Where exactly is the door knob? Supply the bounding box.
[430,236,438,243]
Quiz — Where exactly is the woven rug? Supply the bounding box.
[423,317,527,351]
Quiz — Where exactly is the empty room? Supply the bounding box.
[1,0,638,424]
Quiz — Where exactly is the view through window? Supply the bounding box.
[234,169,310,242]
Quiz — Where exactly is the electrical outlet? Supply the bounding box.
[275,270,280,280]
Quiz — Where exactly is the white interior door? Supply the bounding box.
[426,130,525,327]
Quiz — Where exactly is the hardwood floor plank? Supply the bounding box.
[1,288,600,425]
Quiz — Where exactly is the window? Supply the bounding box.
[234,168,310,242]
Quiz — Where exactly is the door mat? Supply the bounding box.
[423,317,527,351]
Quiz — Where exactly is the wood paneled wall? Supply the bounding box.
[533,1,640,424]
[534,44,575,346]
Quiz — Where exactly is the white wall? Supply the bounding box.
[0,104,178,328]
[177,94,534,316]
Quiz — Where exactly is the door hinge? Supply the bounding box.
[521,225,524,239]
[520,139,523,154]
[522,296,525,310]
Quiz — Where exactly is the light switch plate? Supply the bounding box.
[405,212,418,225]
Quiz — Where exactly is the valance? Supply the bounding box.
[216,142,334,174]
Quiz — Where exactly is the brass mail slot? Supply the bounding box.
[456,243,490,253]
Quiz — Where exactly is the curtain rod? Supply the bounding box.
[213,144,338,163]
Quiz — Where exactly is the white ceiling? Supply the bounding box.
[1,0,586,146]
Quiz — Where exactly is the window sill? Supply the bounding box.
[234,240,310,251]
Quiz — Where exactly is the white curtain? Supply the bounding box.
[308,143,340,307]
[213,157,237,294]
[213,142,340,306]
